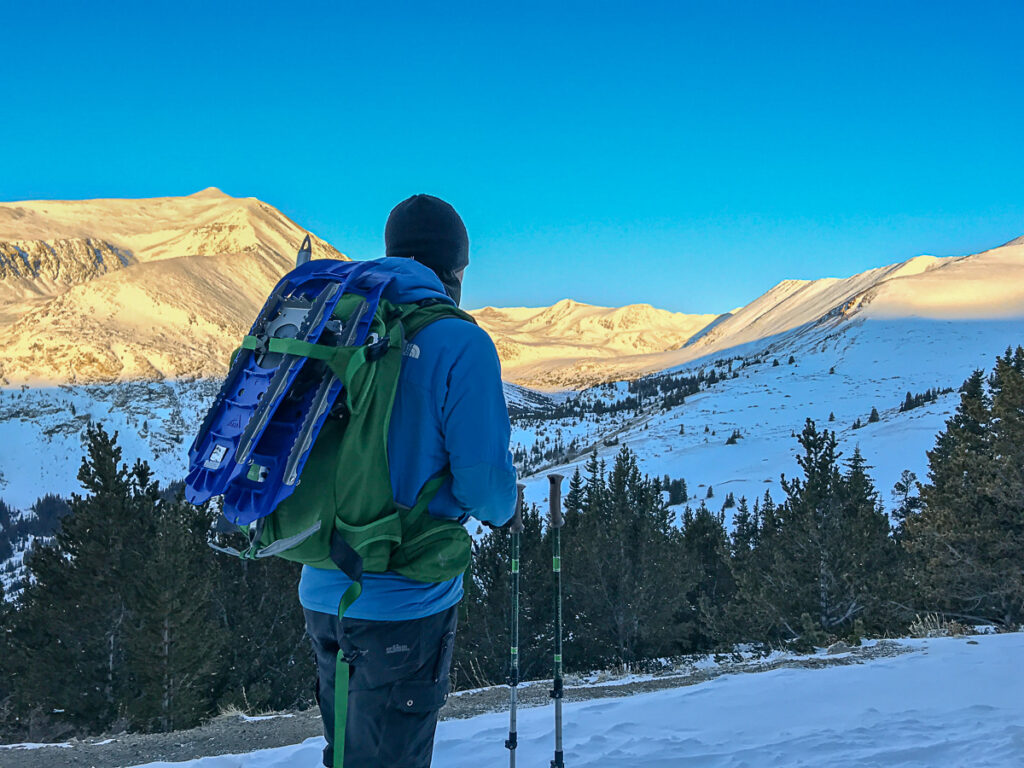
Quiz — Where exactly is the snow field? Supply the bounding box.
[120,632,1024,767]
[516,315,1024,527]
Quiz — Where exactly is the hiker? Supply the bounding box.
[299,194,518,767]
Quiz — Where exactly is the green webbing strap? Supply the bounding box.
[333,580,362,768]
[396,472,449,526]
[240,335,378,413]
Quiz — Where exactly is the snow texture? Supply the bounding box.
[108,632,1024,767]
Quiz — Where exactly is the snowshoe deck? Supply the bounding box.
[186,258,391,525]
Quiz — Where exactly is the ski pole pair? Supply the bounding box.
[506,473,566,768]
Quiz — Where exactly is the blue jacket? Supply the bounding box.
[298,257,518,620]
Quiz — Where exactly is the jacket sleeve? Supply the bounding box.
[440,325,518,526]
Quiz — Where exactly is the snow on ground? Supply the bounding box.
[114,632,1024,767]
[516,315,1024,524]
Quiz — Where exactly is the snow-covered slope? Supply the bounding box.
[510,235,1024,516]
[1,192,1022,576]
[470,300,719,390]
[89,632,1024,768]
[0,189,345,385]
[513,314,1024,521]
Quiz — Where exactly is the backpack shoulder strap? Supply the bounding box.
[398,301,477,341]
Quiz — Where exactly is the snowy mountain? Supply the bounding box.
[511,236,1024,519]
[0,188,345,385]
[470,300,719,390]
[1,191,1022,592]
[0,189,720,390]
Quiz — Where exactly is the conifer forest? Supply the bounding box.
[1,346,1022,743]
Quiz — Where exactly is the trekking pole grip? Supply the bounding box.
[548,474,564,529]
[512,483,526,533]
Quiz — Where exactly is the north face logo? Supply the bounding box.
[386,644,411,655]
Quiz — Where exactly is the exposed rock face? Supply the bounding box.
[0,189,344,386]
[0,238,136,302]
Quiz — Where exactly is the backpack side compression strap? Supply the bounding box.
[329,530,363,768]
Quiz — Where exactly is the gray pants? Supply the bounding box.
[304,605,458,768]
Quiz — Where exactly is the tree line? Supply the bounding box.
[1,346,1022,742]
[456,345,1024,678]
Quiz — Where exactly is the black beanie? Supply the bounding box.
[385,194,469,305]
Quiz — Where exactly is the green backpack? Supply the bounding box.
[226,292,477,589]
[199,260,477,768]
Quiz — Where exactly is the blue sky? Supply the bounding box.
[1,1,1022,313]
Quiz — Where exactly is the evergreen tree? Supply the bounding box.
[751,422,897,641]
[563,466,584,518]
[906,355,1024,627]
[7,425,141,732]
[27,494,71,536]
[723,492,779,643]
[679,502,734,649]
[836,447,900,634]
[0,576,13,741]
[210,552,310,714]
[890,469,921,539]
[0,498,13,563]
[868,407,880,423]
[565,446,683,666]
[123,490,227,731]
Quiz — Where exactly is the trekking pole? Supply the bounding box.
[548,473,566,768]
[506,483,526,768]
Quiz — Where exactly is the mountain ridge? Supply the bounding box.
[0,190,1021,391]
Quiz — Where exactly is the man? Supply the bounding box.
[299,194,518,767]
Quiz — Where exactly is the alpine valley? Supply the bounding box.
[1,189,1023,592]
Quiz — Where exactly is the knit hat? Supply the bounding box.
[385,194,469,305]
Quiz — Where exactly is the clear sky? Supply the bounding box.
[1,1,1022,313]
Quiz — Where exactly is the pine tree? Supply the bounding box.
[890,469,921,540]
[868,407,880,423]
[455,503,548,687]
[837,447,900,634]
[210,548,311,714]
[123,490,227,731]
[750,422,898,641]
[906,355,1024,627]
[563,466,585,517]
[0,498,13,563]
[565,446,683,666]
[679,502,734,649]
[7,424,140,731]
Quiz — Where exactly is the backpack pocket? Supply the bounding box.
[334,511,403,574]
[389,510,471,583]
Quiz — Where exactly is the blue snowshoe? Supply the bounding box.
[185,237,388,526]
